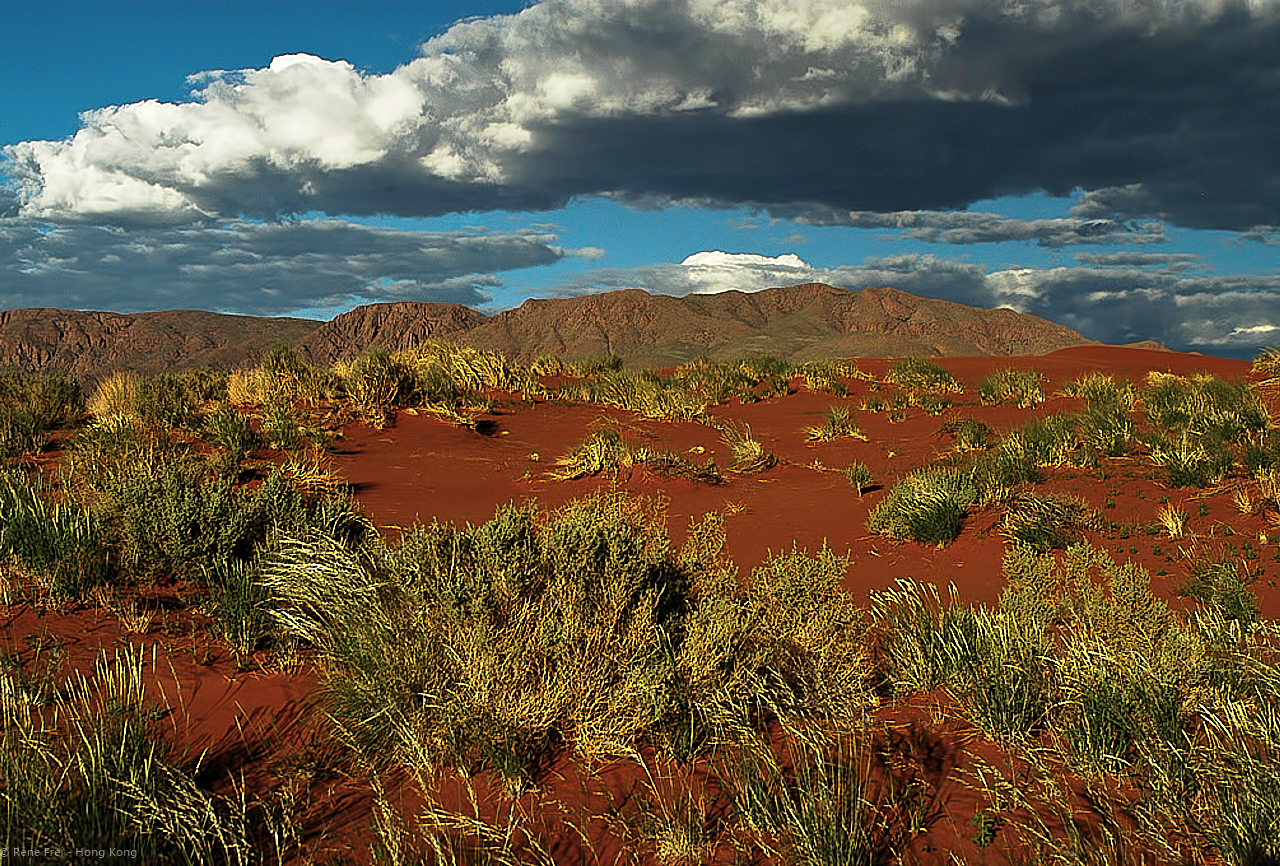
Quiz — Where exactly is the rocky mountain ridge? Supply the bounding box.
[297,283,1098,367]
[0,284,1107,381]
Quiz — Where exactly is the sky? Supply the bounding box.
[4,1,1280,358]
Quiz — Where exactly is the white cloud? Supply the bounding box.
[680,250,815,293]
[8,0,1280,228]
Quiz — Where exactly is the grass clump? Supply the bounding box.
[885,357,964,394]
[1,644,250,863]
[804,405,866,443]
[717,421,778,474]
[979,368,1045,408]
[866,467,979,546]
[1000,491,1098,553]
[942,417,994,452]
[341,347,418,427]
[720,731,923,866]
[551,427,725,484]
[1176,542,1261,625]
[0,467,106,599]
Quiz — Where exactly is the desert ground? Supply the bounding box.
[2,343,1277,865]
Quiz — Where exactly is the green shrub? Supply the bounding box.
[1147,430,1234,489]
[343,348,417,425]
[886,358,963,393]
[979,368,1045,408]
[580,370,706,421]
[0,467,107,598]
[1007,414,1080,467]
[0,371,83,459]
[262,494,872,784]
[1143,373,1268,442]
[845,462,873,496]
[719,733,920,866]
[1000,491,1098,553]
[258,401,305,451]
[1178,546,1261,625]
[573,354,624,375]
[133,373,196,429]
[867,468,979,545]
[200,405,257,460]
[1064,373,1137,457]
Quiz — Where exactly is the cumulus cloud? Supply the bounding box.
[5,0,1280,230]
[540,249,1280,357]
[0,218,563,315]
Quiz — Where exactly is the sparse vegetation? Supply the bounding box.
[3,344,1278,865]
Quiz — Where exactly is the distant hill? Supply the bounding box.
[1,284,1102,381]
[298,284,1096,367]
[0,308,320,381]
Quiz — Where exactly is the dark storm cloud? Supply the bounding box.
[1072,251,1204,269]
[6,1,1280,232]
[0,218,563,315]
[779,208,1167,246]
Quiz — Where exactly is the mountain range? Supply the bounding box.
[0,283,1132,381]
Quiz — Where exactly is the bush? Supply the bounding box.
[885,358,963,393]
[1066,373,1136,457]
[1008,414,1080,467]
[845,463,873,496]
[1143,373,1268,442]
[133,374,197,429]
[343,348,417,426]
[1000,491,1098,553]
[867,468,979,545]
[0,371,83,459]
[200,405,257,461]
[943,417,994,452]
[262,494,872,785]
[1147,430,1234,489]
[979,368,1045,408]
[573,354,624,375]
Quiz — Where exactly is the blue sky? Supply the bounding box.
[4,0,1280,358]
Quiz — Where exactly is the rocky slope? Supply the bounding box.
[0,308,320,381]
[2,285,1102,380]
